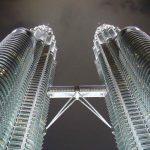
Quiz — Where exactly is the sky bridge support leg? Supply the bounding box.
[46,86,111,131]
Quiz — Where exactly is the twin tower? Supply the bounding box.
[0,24,150,150]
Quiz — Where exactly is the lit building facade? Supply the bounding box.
[0,25,57,150]
[1,23,150,150]
[93,24,150,149]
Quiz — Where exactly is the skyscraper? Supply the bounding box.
[1,24,150,150]
[93,24,150,149]
[0,25,57,150]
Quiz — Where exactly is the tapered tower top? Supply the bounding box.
[94,24,120,44]
[31,25,55,46]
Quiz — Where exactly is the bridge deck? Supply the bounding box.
[47,85,107,98]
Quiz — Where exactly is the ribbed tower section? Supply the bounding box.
[93,24,150,150]
[0,25,57,150]
[117,27,150,123]
[0,28,35,149]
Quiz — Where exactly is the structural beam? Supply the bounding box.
[46,85,111,130]
[47,85,107,98]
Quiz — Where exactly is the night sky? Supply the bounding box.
[0,0,150,150]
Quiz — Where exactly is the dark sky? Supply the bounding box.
[0,0,150,150]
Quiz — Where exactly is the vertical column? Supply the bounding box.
[0,28,35,149]
[117,27,150,119]
[93,24,150,149]
[5,25,57,150]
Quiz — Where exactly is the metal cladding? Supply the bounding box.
[93,24,150,150]
[0,25,57,150]
[31,25,55,46]
[117,27,150,114]
[1,23,150,150]
[0,28,34,149]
